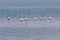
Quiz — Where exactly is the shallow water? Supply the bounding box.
[0,27,60,40]
[0,18,60,40]
[0,7,60,40]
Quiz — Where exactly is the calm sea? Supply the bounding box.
[0,7,60,40]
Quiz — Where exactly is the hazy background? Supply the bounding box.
[0,0,60,7]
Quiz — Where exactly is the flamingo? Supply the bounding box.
[19,18,24,25]
[20,18,24,21]
[33,17,38,21]
[39,17,43,21]
[33,17,38,24]
[7,17,11,25]
[24,18,28,21]
[24,18,29,25]
[48,17,52,23]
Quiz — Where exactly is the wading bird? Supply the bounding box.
[20,18,24,21]
[33,17,38,24]
[33,17,38,21]
[39,17,43,22]
[24,18,29,25]
[19,18,24,25]
[24,18,28,21]
[48,17,52,23]
[7,17,11,25]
